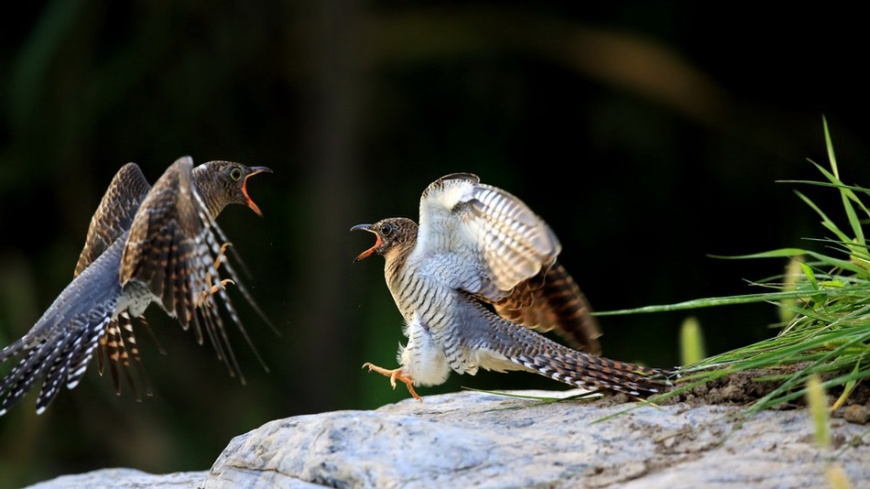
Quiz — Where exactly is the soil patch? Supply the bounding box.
[659,364,869,423]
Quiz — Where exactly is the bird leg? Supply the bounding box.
[201,243,236,300]
[362,362,422,402]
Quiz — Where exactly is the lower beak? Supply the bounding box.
[242,167,273,216]
[351,224,379,261]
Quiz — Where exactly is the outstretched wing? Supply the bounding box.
[416,172,601,353]
[416,172,561,298]
[74,163,152,277]
[119,156,249,382]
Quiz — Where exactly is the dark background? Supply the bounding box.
[1,2,869,487]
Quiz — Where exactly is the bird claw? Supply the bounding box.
[202,243,235,299]
[362,362,422,402]
[214,242,233,270]
[210,278,235,294]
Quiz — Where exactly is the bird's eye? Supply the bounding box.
[381,223,394,236]
[230,167,243,181]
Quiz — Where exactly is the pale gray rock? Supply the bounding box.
[25,390,870,489]
[23,468,206,488]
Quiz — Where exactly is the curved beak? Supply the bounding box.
[350,223,379,262]
[242,166,272,216]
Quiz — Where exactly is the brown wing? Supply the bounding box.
[491,261,602,355]
[119,156,248,381]
[74,163,152,277]
[120,156,210,326]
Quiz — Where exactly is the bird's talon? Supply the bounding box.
[212,242,233,270]
[209,278,235,294]
[362,362,421,401]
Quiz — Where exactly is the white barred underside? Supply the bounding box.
[398,315,452,387]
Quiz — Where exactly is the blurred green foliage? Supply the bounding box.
[1,1,869,487]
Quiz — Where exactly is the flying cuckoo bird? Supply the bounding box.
[0,156,272,416]
[352,172,674,401]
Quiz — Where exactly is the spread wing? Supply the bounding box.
[74,163,152,277]
[415,172,561,299]
[415,172,601,353]
[119,156,249,381]
[121,156,213,325]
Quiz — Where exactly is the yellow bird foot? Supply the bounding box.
[362,362,422,402]
[209,278,235,294]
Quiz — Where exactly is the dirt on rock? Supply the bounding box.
[655,364,870,424]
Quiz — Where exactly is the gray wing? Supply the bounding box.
[415,172,561,301]
[415,173,601,353]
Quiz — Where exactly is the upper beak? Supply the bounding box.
[350,223,379,262]
[242,166,272,216]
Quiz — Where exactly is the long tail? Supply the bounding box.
[513,348,674,397]
[0,239,124,416]
[0,315,111,415]
[483,302,675,397]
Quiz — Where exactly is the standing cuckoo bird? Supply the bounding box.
[352,172,674,401]
[0,156,272,416]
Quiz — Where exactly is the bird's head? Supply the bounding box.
[350,217,418,262]
[193,160,272,217]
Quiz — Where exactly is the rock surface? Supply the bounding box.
[24,389,870,489]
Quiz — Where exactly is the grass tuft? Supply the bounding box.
[598,116,869,414]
